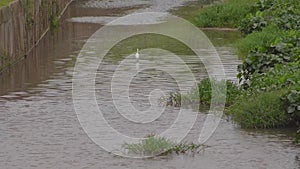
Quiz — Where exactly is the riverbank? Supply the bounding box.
[169,0,300,140]
[0,0,73,72]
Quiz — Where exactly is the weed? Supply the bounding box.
[123,135,202,156]
[50,16,60,32]
[193,0,256,28]
[229,90,290,129]
[236,24,286,58]
[163,78,240,108]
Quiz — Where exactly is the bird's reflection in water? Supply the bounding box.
[135,48,140,71]
[136,61,140,71]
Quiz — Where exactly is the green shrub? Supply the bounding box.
[239,11,267,34]
[239,0,300,34]
[238,30,300,83]
[193,0,256,28]
[237,0,300,61]
[242,61,300,93]
[229,90,290,129]
[281,89,300,125]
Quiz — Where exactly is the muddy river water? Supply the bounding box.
[0,0,299,169]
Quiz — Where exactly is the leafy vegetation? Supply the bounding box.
[123,135,202,156]
[233,0,300,133]
[281,89,300,125]
[238,30,299,83]
[237,0,300,58]
[239,11,267,34]
[240,62,300,93]
[238,0,300,34]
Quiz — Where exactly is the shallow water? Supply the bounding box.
[0,0,299,169]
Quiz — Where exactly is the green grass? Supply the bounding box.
[169,0,220,25]
[193,0,256,28]
[228,90,290,129]
[170,1,243,47]
[0,0,14,7]
[235,24,287,58]
[162,78,240,109]
[123,135,175,156]
[123,135,202,156]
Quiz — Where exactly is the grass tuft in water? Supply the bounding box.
[162,78,240,109]
[123,135,203,156]
[228,90,290,129]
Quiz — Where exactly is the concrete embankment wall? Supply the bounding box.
[0,0,73,71]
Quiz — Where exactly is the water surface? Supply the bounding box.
[0,0,299,169]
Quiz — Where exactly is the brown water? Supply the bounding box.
[0,0,299,169]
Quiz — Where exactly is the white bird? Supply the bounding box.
[135,48,140,60]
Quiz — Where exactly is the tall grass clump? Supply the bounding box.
[163,78,240,109]
[123,135,175,156]
[229,91,290,129]
[193,0,256,28]
[123,135,202,156]
[188,78,240,107]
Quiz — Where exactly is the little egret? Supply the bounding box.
[135,49,140,60]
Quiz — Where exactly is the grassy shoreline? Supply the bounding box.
[169,0,300,140]
[193,0,257,28]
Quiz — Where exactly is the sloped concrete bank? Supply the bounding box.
[0,0,73,72]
